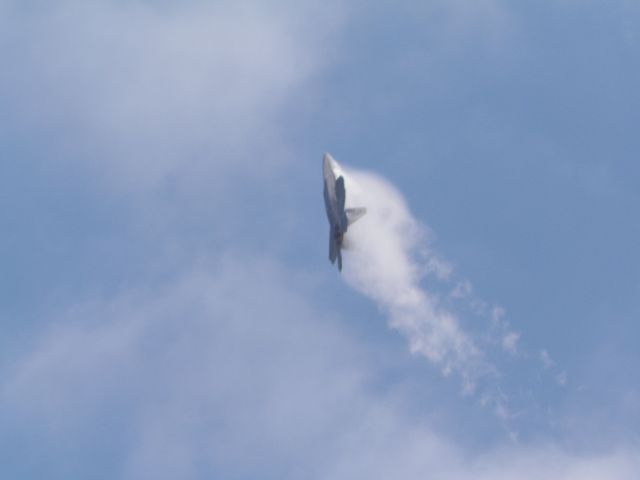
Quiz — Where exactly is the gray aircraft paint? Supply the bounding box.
[323,153,366,271]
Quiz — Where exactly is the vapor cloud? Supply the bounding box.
[334,161,572,426]
[337,165,490,391]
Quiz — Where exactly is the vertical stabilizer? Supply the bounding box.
[335,176,348,231]
[329,230,338,264]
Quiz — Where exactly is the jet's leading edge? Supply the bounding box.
[323,153,366,271]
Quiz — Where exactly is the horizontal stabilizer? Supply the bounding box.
[345,207,367,226]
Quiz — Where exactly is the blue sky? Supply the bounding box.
[1,0,639,478]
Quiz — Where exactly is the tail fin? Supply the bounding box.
[329,230,338,264]
[329,231,343,272]
[335,177,346,211]
[345,207,367,226]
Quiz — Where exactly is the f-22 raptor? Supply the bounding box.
[323,153,366,271]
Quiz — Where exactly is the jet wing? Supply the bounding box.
[345,207,367,226]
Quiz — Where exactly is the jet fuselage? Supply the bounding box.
[322,153,366,271]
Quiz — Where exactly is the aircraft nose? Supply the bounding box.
[323,152,332,173]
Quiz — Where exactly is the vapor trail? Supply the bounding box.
[339,165,491,392]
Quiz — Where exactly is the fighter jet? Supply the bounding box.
[323,153,366,271]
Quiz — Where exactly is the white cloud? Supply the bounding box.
[2,259,637,478]
[502,331,520,355]
[336,165,490,391]
[2,259,366,476]
[540,349,555,369]
[450,280,473,300]
[556,371,568,387]
[491,306,507,327]
[0,1,343,192]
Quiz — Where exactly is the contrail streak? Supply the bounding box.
[338,165,491,392]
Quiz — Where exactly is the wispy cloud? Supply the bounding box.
[502,331,520,355]
[2,260,637,479]
[540,349,555,369]
[333,160,568,425]
[556,371,568,387]
[337,166,491,392]
[0,1,343,193]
